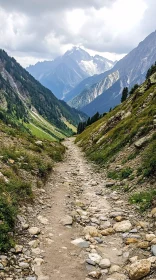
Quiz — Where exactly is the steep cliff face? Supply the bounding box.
[68,71,120,109]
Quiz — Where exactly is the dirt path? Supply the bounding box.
[27,138,155,280]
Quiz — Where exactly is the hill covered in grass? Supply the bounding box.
[0,118,66,252]
[76,71,156,211]
[0,50,87,141]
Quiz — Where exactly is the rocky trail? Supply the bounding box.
[1,138,156,280]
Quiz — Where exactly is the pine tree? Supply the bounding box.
[121,87,128,103]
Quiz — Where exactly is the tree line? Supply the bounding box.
[77,112,107,134]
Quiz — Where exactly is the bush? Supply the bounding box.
[0,176,32,251]
[0,195,16,251]
[108,168,133,180]
[129,190,156,211]
[141,136,156,177]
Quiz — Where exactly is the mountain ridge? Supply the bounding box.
[69,31,156,115]
[26,47,115,100]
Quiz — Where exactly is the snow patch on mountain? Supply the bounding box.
[79,60,99,76]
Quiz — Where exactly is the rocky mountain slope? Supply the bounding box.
[76,71,156,211]
[69,31,156,116]
[0,49,87,141]
[27,47,114,100]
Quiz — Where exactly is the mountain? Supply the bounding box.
[76,70,156,209]
[69,31,156,116]
[26,47,115,100]
[0,50,87,140]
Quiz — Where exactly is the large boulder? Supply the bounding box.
[113,220,132,232]
[127,259,151,280]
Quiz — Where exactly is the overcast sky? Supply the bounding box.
[0,0,155,67]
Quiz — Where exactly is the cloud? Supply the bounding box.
[0,0,155,67]
[0,0,115,14]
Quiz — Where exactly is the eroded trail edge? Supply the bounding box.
[24,138,156,280]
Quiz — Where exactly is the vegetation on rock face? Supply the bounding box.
[76,67,156,211]
[0,119,65,252]
[146,61,156,79]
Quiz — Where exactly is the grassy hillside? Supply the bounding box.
[76,73,156,211]
[0,50,87,140]
[0,119,65,252]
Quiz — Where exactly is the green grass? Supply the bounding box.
[141,134,156,177]
[0,120,65,251]
[76,82,156,166]
[129,189,156,211]
[0,175,33,251]
[26,122,56,141]
[108,168,133,180]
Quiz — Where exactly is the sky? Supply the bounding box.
[0,0,155,67]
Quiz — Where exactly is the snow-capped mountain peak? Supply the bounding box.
[27,46,114,100]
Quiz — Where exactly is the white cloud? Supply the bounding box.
[0,0,155,67]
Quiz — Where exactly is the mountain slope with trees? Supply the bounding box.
[0,50,87,140]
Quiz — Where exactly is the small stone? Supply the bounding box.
[134,136,150,148]
[137,221,149,229]
[110,212,123,218]
[88,271,102,279]
[105,181,115,187]
[61,215,73,226]
[125,238,138,245]
[115,216,123,222]
[37,215,48,225]
[0,263,4,270]
[151,238,156,244]
[15,245,23,253]
[71,238,89,248]
[35,140,43,146]
[29,240,39,248]
[148,256,156,263]
[113,220,132,232]
[86,259,96,266]
[109,265,121,273]
[99,259,111,269]
[34,258,44,266]
[151,245,156,256]
[94,237,103,244]
[101,228,114,236]
[137,241,149,249]
[88,253,102,264]
[146,234,155,241]
[129,256,138,263]
[22,223,29,230]
[84,226,99,237]
[19,262,29,269]
[151,208,156,217]
[123,252,130,259]
[127,259,151,280]
[28,227,40,235]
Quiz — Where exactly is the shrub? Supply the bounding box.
[108,168,133,180]
[129,190,156,211]
[141,138,156,177]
